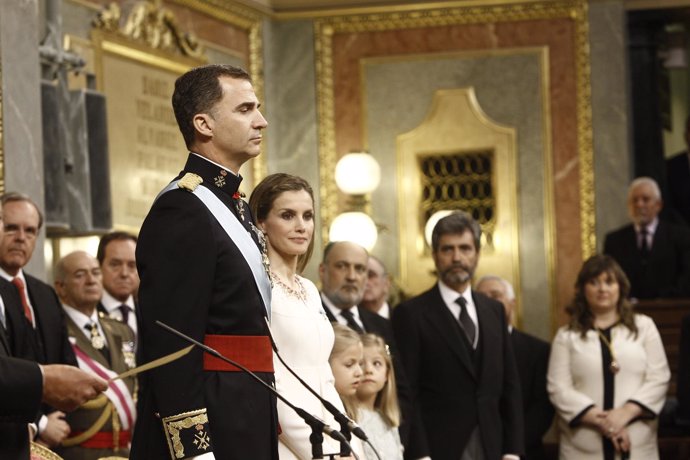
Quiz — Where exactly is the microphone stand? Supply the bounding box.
[264,318,383,460]
[156,321,353,460]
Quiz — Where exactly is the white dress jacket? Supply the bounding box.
[271,275,364,459]
[547,314,670,460]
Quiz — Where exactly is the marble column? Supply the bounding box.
[0,0,46,278]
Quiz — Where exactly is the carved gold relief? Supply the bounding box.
[93,1,205,60]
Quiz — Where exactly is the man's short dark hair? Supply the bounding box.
[97,231,138,265]
[1,192,44,229]
[431,211,482,252]
[172,64,251,148]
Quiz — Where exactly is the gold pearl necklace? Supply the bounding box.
[270,271,307,302]
[596,328,620,374]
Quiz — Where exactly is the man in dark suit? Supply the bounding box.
[132,64,277,460]
[392,211,524,460]
[603,177,690,299]
[666,116,690,225]
[476,275,553,460]
[319,240,413,446]
[0,351,107,460]
[0,192,76,448]
[96,231,139,341]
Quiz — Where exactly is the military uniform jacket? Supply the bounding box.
[57,314,136,460]
[131,153,278,460]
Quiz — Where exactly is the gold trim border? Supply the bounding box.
[314,0,595,263]
[0,62,4,196]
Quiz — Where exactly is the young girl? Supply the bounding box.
[329,324,364,422]
[356,333,404,460]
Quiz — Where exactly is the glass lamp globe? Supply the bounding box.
[425,210,455,248]
[329,212,378,251]
[334,152,381,195]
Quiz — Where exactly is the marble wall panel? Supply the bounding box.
[329,16,583,334]
[589,1,631,248]
[364,51,551,338]
[0,0,46,278]
[263,19,322,279]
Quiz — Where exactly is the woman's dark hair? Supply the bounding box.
[248,173,315,273]
[566,254,637,337]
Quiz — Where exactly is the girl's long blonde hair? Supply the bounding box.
[330,323,362,420]
[360,333,400,427]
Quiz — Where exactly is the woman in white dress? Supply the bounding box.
[249,173,361,460]
[547,254,670,460]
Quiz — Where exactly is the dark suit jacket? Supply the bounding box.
[392,285,524,460]
[0,287,42,460]
[676,313,690,422]
[323,303,414,445]
[603,220,690,299]
[131,154,278,460]
[511,329,553,460]
[666,152,690,225]
[0,277,32,358]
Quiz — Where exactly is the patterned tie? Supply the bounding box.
[456,296,476,347]
[640,226,650,257]
[11,277,33,324]
[119,304,131,325]
[340,308,364,334]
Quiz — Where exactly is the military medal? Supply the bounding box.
[122,341,136,369]
[88,323,106,350]
[214,169,227,188]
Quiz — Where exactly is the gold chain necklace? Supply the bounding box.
[596,328,620,374]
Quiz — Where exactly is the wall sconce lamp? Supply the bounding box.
[329,151,381,251]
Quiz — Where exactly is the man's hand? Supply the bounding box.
[41,365,108,412]
[37,411,71,447]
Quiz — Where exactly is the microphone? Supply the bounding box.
[263,318,370,442]
[155,321,352,457]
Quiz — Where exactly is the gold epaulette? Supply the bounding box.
[178,173,203,192]
[162,409,211,459]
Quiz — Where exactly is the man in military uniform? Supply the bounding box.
[131,64,277,460]
[53,251,136,460]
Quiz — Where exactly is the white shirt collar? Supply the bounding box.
[62,304,106,341]
[100,290,135,314]
[635,217,659,234]
[438,281,478,346]
[0,267,23,283]
[321,292,363,327]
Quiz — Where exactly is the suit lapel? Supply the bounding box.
[424,287,476,380]
[475,293,502,381]
[101,319,126,375]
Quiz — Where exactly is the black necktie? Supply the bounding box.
[456,296,476,347]
[119,304,131,325]
[640,226,650,257]
[340,308,364,334]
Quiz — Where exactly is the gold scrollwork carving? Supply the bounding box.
[314,0,594,258]
[93,0,206,61]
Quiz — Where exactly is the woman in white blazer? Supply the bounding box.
[249,174,361,459]
[548,254,669,460]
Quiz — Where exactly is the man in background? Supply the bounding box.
[603,177,690,299]
[475,275,553,460]
[96,231,138,340]
[0,192,76,448]
[392,211,523,460]
[359,255,393,319]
